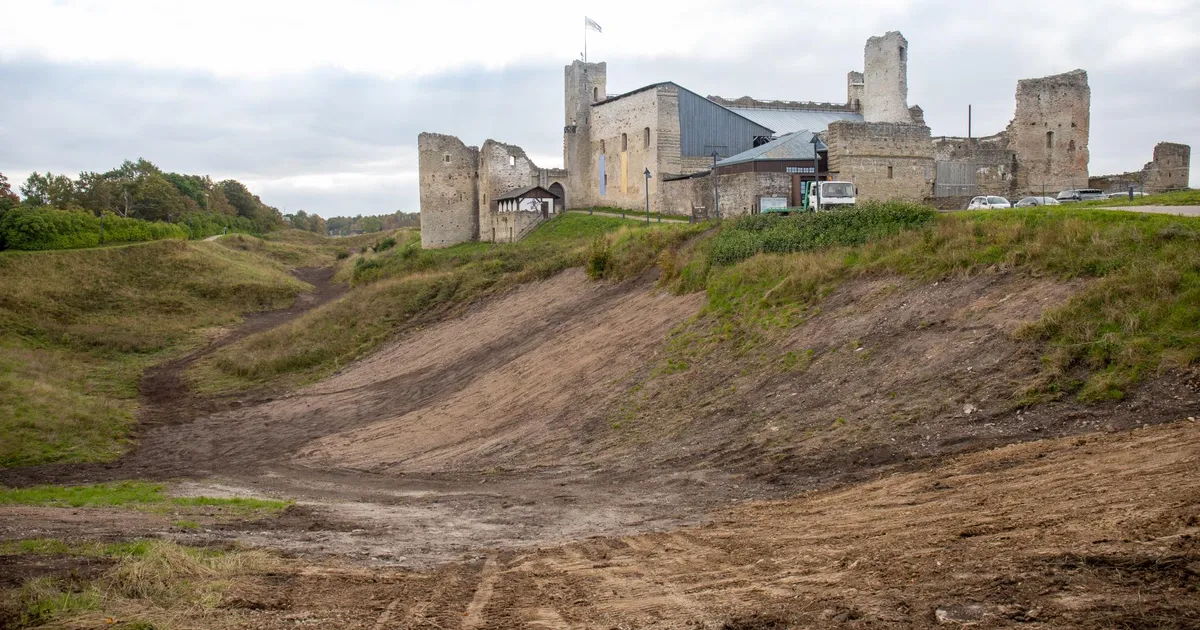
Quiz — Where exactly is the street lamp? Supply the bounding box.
[644,168,653,225]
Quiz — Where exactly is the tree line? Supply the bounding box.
[0,160,286,250]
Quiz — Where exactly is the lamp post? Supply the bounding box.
[644,168,653,225]
[810,134,822,211]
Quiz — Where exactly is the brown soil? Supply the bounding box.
[2,266,1199,628]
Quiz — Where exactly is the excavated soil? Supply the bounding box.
[3,265,1199,628]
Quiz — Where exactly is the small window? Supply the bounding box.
[1046,131,1054,148]
[644,127,650,149]
[621,133,628,152]
[899,46,906,61]
[887,165,894,179]
[443,154,450,163]
[593,87,598,101]
[600,140,605,154]
[509,155,515,166]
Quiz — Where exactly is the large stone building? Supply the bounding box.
[419,31,1189,248]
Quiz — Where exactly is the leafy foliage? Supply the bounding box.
[2,159,289,250]
[326,210,419,236]
[709,202,937,266]
[0,206,187,250]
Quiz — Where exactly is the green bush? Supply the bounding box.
[708,201,938,266]
[374,236,397,252]
[0,207,188,251]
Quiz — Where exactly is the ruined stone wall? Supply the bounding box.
[489,211,544,244]
[862,31,910,124]
[932,133,1019,196]
[418,132,479,249]
[1089,142,1191,193]
[1146,142,1190,191]
[477,140,538,243]
[717,172,792,217]
[1008,70,1089,194]
[590,87,663,212]
[847,71,864,112]
[825,120,933,201]
[706,94,856,113]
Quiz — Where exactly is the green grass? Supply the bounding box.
[188,214,703,394]
[666,205,1200,401]
[1083,189,1199,207]
[0,481,291,514]
[0,538,155,558]
[4,539,282,628]
[575,206,690,221]
[0,238,322,467]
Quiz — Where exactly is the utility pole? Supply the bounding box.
[968,104,972,141]
[644,168,652,225]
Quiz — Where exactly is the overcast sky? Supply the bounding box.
[1,0,1197,216]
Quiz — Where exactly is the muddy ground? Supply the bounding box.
[2,266,1198,628]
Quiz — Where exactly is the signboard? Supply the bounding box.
[786,166,815,174]
[759,196,788,210]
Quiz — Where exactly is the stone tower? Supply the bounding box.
[862,31,910,123]
[563,60,606,210]
[1008,69,1090,193]
[418,132,479,249]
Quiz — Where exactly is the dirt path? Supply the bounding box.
[0,266,347,487]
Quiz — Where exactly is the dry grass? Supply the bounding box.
[668,207,1200,401]
[188,214,700,394]
[8,540,284,629]
[0,239,311,467]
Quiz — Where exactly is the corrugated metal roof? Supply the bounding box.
[727,108,863,134]
[717,131,827,167]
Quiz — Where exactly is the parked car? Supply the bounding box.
[1013,196,1060,207]
[1056,188,1105,202]
[1105,191,1148,199]
[967,195,1012,210]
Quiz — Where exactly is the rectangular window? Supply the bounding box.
[644,127,650,149]
[887,165,894,179]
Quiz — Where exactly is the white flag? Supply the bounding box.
[585,17,602,33]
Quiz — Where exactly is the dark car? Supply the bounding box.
[1056,188,1105,202]
[1014,196,1060,207]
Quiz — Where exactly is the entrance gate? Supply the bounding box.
[934,160,977,198]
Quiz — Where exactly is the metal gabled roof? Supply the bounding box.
[716,131,826,167]
[726,108,863,135]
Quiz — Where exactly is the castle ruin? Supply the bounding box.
[419,31,1189,248]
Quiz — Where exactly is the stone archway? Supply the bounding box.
[548,182,566,213]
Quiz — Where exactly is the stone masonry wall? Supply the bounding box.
[662,172,791,218]
[1090,142,1191,193]
[1008,69,1089,194]
[1146,142,1190,191]
[933,133,1019,196]
[418,132,479,249]
[564,61,606,210]
[847,71,864,111]
[477,140,538,243]
[590,87,662,212]
[862,31,910,124]
[825,120,933,201]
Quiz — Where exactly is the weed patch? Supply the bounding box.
[0,481,291,515]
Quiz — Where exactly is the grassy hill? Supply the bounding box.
[0,230,391,468]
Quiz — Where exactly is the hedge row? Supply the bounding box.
[709,201,938,266]
[0,207,186,251]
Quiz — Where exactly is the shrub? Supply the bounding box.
[708,201,937,266]
[374,236,397,252]
[586,235,611,279]
[335,250,351,260]
[0,207,187,251]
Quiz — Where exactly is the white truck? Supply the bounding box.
[805,181,857,212]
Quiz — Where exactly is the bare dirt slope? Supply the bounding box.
[107,421,1200,629]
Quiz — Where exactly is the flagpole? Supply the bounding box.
[584,18,588,62]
